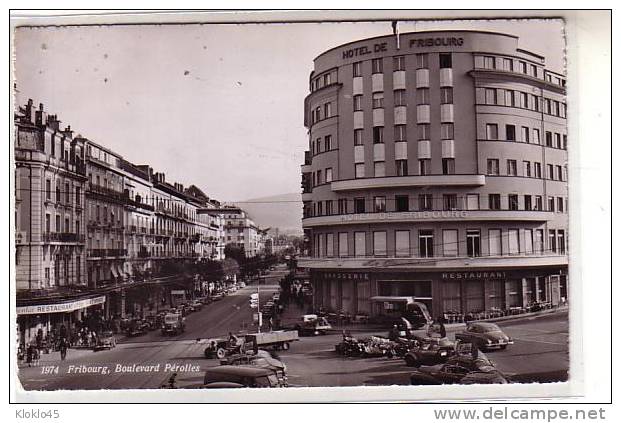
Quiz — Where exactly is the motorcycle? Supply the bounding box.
[335,336,365,357]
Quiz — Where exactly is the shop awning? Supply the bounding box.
[16,296,106,315]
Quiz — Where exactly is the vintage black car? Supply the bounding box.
[203,365,280,388]
[125,319,149,337]
[93,331,116,351]
[221,350,288,386]
[403,337,455,367]
[455,322,514,351]
[409,362,509,385]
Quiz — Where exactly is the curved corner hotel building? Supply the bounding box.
[299,30,568,319]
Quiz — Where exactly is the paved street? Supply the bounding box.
[18,268,568,390]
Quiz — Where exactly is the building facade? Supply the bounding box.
[15,100,232,345]
[299,30,568,319]
[221,207,265,257]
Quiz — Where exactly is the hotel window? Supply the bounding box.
[534,162,542,178]
[521,126,530,143]
[524,229,534,254]
[545,98,552,114]
[418,124,430,140]
[533,128,540,144]
[503,58,513,71]
[353,61,362,77]
[508,229,520,255]
[548,230,557,253]
[487,159,500,175]
[419,230,434,257]
[315,106,321,122]
[324,102,332,118]
[506,124,516,141]
[354,232,366,257]
[544,131,553,147]
[374,196,386,212]
[315,138,322,154]
[488,194,501,210]
[354,197,366,213]
[324,73,331,86]
[46,179,51,199]
[556,165,563,181]
[466,230,481,257]
[439,53,452,68]
[486,123,498,140]
[558,230,566,254]
[554,133,562,149]
[56,184,61,202]
[505,90,515,107]
[393,56,405,71]
[417,88,430,105]
[442,158,455,175]
[523,161,531,177]
[466,194,480,210]
[485,88,497,105]
[324,135,332,151]
[563,134,568,149]
[394,89,406,106]
[535,229,544,254]
[535,195,543,211]
[338,199,347,214]
[396,159,408,176]
[316,170,323,185]
[338,232,348,257]
[373,126,384,143]
[326,233,334,257]
[374,161,385,177]
[489,229,502,256]
[443,194,457,211]
[440,87,453,104]
[55,215,61,232]
[64,217,70,233]
[355,163,365,178]
[483,56,496,69]
[372,58,383,74]
[507,159,517,176]
[395,195,409,212]
[394,124,407,142]
[326,200,333,215]
[418,159,431,176]
[64,183,70,203]
[547,164,555,180]
[524,195,532,211]
[372,92,384,109]
[520,92,529,108]
[325,168,333,183]
[443,229,458,257]
[419,194,433,211]
[45,214,51,233]
[353,95,363,111]
[548,197,555,212]
[508,194,519,211]
[416,53,428,69]
[354,129,364,145]
[520,61,527,74]
[373,231,387,256]
[557,197,564,213]
[395,230,410,257]
[75,187,81,205]
[440,123,454,140]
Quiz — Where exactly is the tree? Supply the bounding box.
[199,259,224,283]
[222,258,240,279]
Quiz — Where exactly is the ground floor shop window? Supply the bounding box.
[465,280,484,313]
[357,280,371,314]
[442,281,461,313]
[506,279,523,307]
[487,280,505,309]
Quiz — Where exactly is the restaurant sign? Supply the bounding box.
[17,296,106,315]
[442,271,507,280]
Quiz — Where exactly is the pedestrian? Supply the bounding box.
[438,317,447,338]
[26,343,33,367]
[388,325,400,342]
[58,338,68,361]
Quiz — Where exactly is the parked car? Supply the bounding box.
[161,313,186,335]
[295,314,332,336]
[191,300,203,311]
[221,350,288,386]
[403,337,455,367]
[204,336,247,359]
[125,319,149,337]
[455,322,514,351]
[211,292,225,301]
[93,330,116,351]
[409,362,509,385]
[202,365,281,388]
[144,315,158,331]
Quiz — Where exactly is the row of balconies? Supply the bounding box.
[88,248,128,258]
[42,232,85,243]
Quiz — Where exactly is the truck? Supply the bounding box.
[161,313,185,335]
[204,330,299,359]
[295,314,332,336]
[245,330,299,352]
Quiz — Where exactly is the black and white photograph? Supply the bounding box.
[8,9,612,406]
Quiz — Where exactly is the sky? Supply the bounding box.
[13,17,564,202]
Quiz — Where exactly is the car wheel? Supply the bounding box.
[405,355,417,367]
[216,348,227,359]
[204,348,212,358]
[281,342,290,351]
[500,345,507,350]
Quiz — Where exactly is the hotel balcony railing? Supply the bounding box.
[42,232,85,243]
[88,248,128,258]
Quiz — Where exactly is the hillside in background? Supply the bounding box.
[235,192,303,235]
